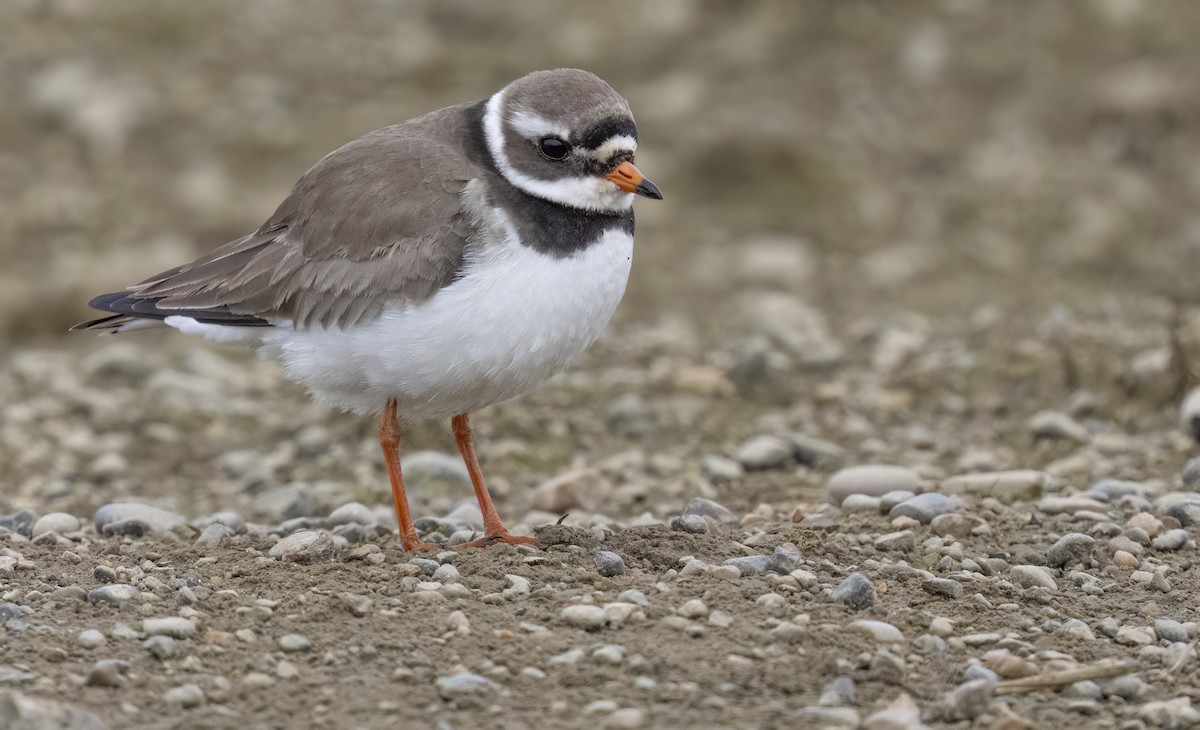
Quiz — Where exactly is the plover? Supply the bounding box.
[74,68,662,552]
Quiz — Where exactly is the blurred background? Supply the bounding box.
[3,0,1200,521]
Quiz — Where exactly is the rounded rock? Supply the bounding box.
[831,572,876,611]
[560,605,607,631]
[31,513,80,538]
[278,633,312,652]
[826,465,919,505]
[595,551,627,577]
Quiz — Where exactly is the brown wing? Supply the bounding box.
[81,104,482,330]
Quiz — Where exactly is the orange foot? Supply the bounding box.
[398,536,440,553]
[454,532,537,550]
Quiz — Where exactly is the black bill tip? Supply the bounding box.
[634,178,663,200]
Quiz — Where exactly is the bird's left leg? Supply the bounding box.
[450,412,535,548]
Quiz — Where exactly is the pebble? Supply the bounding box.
[888,493,954,524]
[327,502,375,526]
[339,592,372,617]
[723,555,771,576]
[164,683,205,707]
[143,617,197,639]
[85,659,128,687]
[278,633,312,652]
[31,512,80,537]
[683,497,740,525]
[929,513,984,538]
[765,546,804,574]
[849,620,905,643]
[734,435,794,470]
[862,693,921,729]
[530,468,610,512]
[606,393,657,439]
[922,578,964,599]
[435,671,496,700]
[93,503,186,536]
[1028,410,1089,441]
[670,514,709,534]
[700,455,745,483]
[595,551,627,577]
[1,690,107,728]
[77,629,106,649]
[819,676,856,707]
[676,599,708,619]
[1153,529,1188,551]
[144,635,177,659]
[1140,698,1200,727]
[941,470,1052,501]
[1009,565,1057,591]
[561,605,608,631]
[87,584,140,607]
[874,530,915,551]
[592,645,625,664]
[941,679,994,721]
[268,530,338,563]
[194,523,233,548]
[1156,618,1189,643]
[830,572,876,611]
[1046,533,1096,568]
[826,465,919,505]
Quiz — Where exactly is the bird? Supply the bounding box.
[73,68,662,552]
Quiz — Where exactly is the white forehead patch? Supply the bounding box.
[508,109,571,141]
[583,134,638,161]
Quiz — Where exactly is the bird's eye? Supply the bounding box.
[538,137,570,160]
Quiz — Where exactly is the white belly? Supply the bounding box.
[254,227,633,418]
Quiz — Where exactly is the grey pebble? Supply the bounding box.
[826,465,919,505]
[85,659,128,687]
[889,493,955,524]
[31,512,80,538]
[77,629,105,649]
[1153,529,1188,551]
[435,671,497,699]
[268,530,338,563]
[683,498,740,525]
[606,393,657,439]
[195,523,233,548]
[339,592,372,617]
[830,572,876,611]
[93,503,186,536]
[143,617,197,639]
[723,555,771,576]
[765,547,804,575]
[670,514,709,534]
[787,433,846,469]
[144,635,178,660]
[1046,533,1095,568]
[278,633,312,652]
[874,530,915,551]
[595,551,627,577]
[699,455,744,483]
[1183,457,1200,488]
[735,434,793,470]
[0,510,36,538]
[1062,680,1104,700]
[93,565,117,584]
[941,679,994,721]
[327,502,375,527]
[87,585,140,607]
[1104,674,1150,702]
[1156,618,1189,643]
[818,676,856,707]
[164,683,205,707]
[922,578,964,599]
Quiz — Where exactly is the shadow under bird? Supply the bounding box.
[74,68,662,551]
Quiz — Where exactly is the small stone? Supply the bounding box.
[1104,674,1150,701]
[826,465,919,505]
[268,530,338,563]
[1156,618,1189,643]
[339,592,372,617]
[93,503,186,536]
[242,672,275,689]
[818,676,856,707]
[143,635,178,660]
[1028,410,1089,441]
[831,572,876,611]
[1063,680,1104,700]
[0,689,107,727]
[327,502,375,526]
[87,584,140,607]
[722,555,771,576]
[888,493,954,524]
[930,513,984,538]
[941,679,994,721]
[435,671,496,700]
[922,578,964,599]
[142,617,197,639]
[1009,565,1057,591]
[849,620,905,643]
[93,566,117,584]
[592,645,625,664]
[670,514,709,534]
[604,708,647,729]
[595,551,627,577]
[983,650,1037,678]
[700,455,745,483]
[606,393,657,438]
[77,629,105,649]
[765,547,804,574]
[432,564,460,583]
[676,599,708,619]
[1112,550,1139,568]
[1140,698,1200,727]
[787,433,846,469]
[85,659,128,687]
[942,470,1052,502]
[1115,626,1155,647]
[194,523,233,548]
[278,633,312,652]
[31,513,80,538]
[683,497,740,525]
[1046,533,1096,568]
[1153,529,1188,551]
[735,435,794,470]
[560,605,607,631]
[164,683,205,708]
[874,530,915,551]
[530,468,611,513]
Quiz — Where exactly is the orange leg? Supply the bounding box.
[451,413,535,548]
[378,399,437,553]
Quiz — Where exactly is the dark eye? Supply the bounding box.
[538,137,570,160]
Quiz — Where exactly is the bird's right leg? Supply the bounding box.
[378,399,437,553]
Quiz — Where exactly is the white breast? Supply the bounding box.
[255,224,634,418]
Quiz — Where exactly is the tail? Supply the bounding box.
[71,290,270,334]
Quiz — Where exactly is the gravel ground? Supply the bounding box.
[7,2,1200,729]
